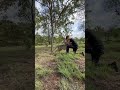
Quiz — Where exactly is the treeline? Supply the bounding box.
[35,34,85,46]
[0,20,33,48]
[90,27,120,42]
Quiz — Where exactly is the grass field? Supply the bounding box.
[0,46,34,89]
[86,40,120,90]
[35,42,85,90]
[0,40,119,90]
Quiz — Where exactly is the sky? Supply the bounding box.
[86,0,120,29]
[0,0,119,31]
[0,0,85,39]
[35,1,85,39]
[0,1,28,23]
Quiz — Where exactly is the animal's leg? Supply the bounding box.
[73,47,77,54]
[66,46,69,53]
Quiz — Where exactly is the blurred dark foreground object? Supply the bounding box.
[85,29,104,64]
[108,61,119,72]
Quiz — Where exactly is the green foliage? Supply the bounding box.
[0,0,17,11]
[35,0,85,52]
[54,36,64,44]
[109,28,120,39]
[0,0,34,49]
[104,0,120,14]
[35,34,49,46]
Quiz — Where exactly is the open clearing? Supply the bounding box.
[35,46,85,90]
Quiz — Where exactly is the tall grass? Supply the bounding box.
[86,60,114,90]
[35,64,53,78]
[59,77,70,90]
[86,61,113,80]
[57,53,85,81]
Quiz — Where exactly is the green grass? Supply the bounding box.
[56,52,85,90]
[57,53,85,81]
[59,77,70,90]
[0,46,34,89]
[78,42,85,53]
[86,61,113,80]
[35,64,53,90]
[35,80,43,90]
[35,64,53,79]
[86,40,120,89]
[85,61,114,90]
[0,46,33,64]
[59,77,85,90]
[35,41,85,90]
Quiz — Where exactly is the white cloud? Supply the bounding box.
[86,0,120,29]
[35,1,85,38]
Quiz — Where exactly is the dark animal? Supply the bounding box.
[85,29,104,64]
[65,36,78,53]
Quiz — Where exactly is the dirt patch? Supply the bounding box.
[42,73,60,90]
[36,52,61,90]
[75,58,85,73]
[35,50,85,90]
[36,53,55,67]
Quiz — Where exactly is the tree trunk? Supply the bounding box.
[47,24,51,45]
[31,0,35,46]
[50,0,54,53]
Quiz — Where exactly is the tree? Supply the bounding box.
[104,0,120,15]
[0,0,34,49]
[36,0,84,52]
